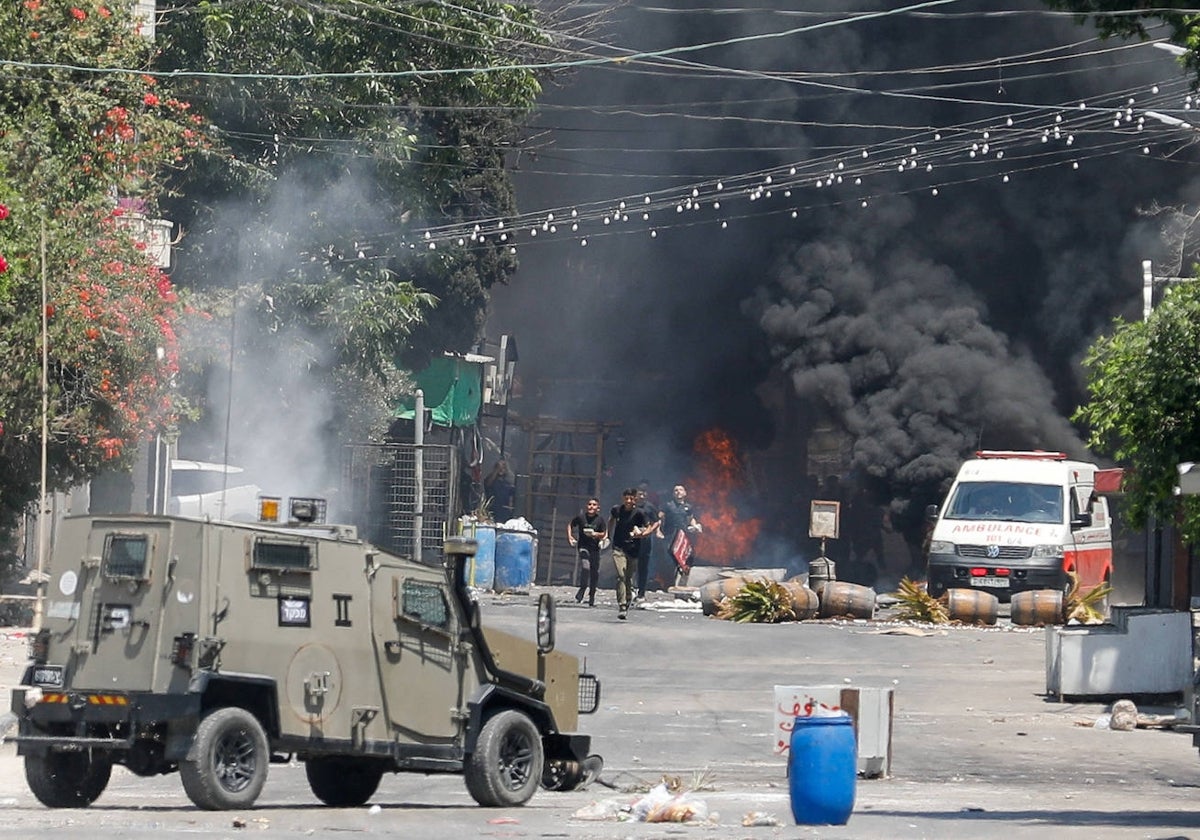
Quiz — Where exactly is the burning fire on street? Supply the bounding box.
[686,428,761,565]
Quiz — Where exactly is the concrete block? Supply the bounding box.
[774,684,893,778]
[1046,606,1191,698]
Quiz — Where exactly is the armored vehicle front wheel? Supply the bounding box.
[180,707,269,810]
[306,756,386,806]
[464,709,544,807]
[24,749,113,807]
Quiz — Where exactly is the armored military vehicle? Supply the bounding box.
[10,497,601,810]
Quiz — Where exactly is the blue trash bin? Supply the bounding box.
[494,529,535,592]
[468,525,496,590]
[788,714,856,825]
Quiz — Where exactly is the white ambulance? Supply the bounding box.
[925,451,1120,601]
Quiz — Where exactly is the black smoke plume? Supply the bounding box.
[491,1,1194,564]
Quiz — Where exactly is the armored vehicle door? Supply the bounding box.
[369,560,466,739]
[66,520,174,691]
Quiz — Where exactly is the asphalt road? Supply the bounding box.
[2,586,1200,839]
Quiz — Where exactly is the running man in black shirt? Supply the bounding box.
[608,488,649,620]
[568,498,605,606]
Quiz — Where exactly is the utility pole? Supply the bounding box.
[32,222,49,631]
[1142,259,1195,321]
[1140,259,1197,611]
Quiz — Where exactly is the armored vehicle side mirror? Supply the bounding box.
[536,593,556,654]
[444,537,478,558]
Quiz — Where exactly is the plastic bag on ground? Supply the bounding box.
[572,798,625,821]
[630,782,708,823]
[629,783,672,821]
[646,795,708,823]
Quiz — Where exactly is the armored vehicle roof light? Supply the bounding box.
[289,497,327,524]
[259,497,282,523]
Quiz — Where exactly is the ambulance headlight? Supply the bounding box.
[1031,544,1063,558]
[928,540,954,555]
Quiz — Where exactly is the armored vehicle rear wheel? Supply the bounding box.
[181,707,269,810]
[24,749,113,807]
[306,756,386,806]
[464,709,543,807]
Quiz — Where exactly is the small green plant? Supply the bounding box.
[890,577,949,624]
[717,579,796,623]
[1064,571,1111,624]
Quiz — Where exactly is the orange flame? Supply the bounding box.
[686,428,761,564]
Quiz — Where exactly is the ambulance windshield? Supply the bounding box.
[944,481,1063,523]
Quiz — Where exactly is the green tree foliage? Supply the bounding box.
[1074,282,1200,543]
[154,0,549,398]
[0,0,205,526]
[1046,1,1200,80]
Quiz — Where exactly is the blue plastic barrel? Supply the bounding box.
[788,715,856,825]
[469,525,496,589]
[494,529,535,592]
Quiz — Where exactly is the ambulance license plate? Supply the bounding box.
[972,576,1009,588]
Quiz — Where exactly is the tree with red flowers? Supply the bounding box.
[0,0,208,527]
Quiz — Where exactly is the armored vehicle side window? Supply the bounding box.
[252,539,315,571]
[104,534,149,579]
[401,580,448,628]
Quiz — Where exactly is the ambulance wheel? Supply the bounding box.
[465,709,543,806]
[25,749,112,807]
[306,756,386,806]
[181,707,269,810]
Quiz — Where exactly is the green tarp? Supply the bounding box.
[394,356,483,428]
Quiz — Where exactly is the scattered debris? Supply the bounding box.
[1077,699,1187,730]
[631,782,708,823]
[572,773,719,824]
[1134,711,1188,729]
[572,799,625,821]
[1064,571,1112,625]
[890,577,949,624]
[717,579,797,623]
[867,626,946,637]
[1109,699,1138,731]
[742,811,780,826]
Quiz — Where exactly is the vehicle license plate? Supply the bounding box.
[32,665,63,688]
[971,576,1009,588]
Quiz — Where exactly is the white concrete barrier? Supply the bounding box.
[773,685,894,778]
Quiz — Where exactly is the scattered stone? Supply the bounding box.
[1109,699,1138,731]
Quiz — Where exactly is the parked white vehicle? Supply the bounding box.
[924,450,1119,601]
[168,459,262,521]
